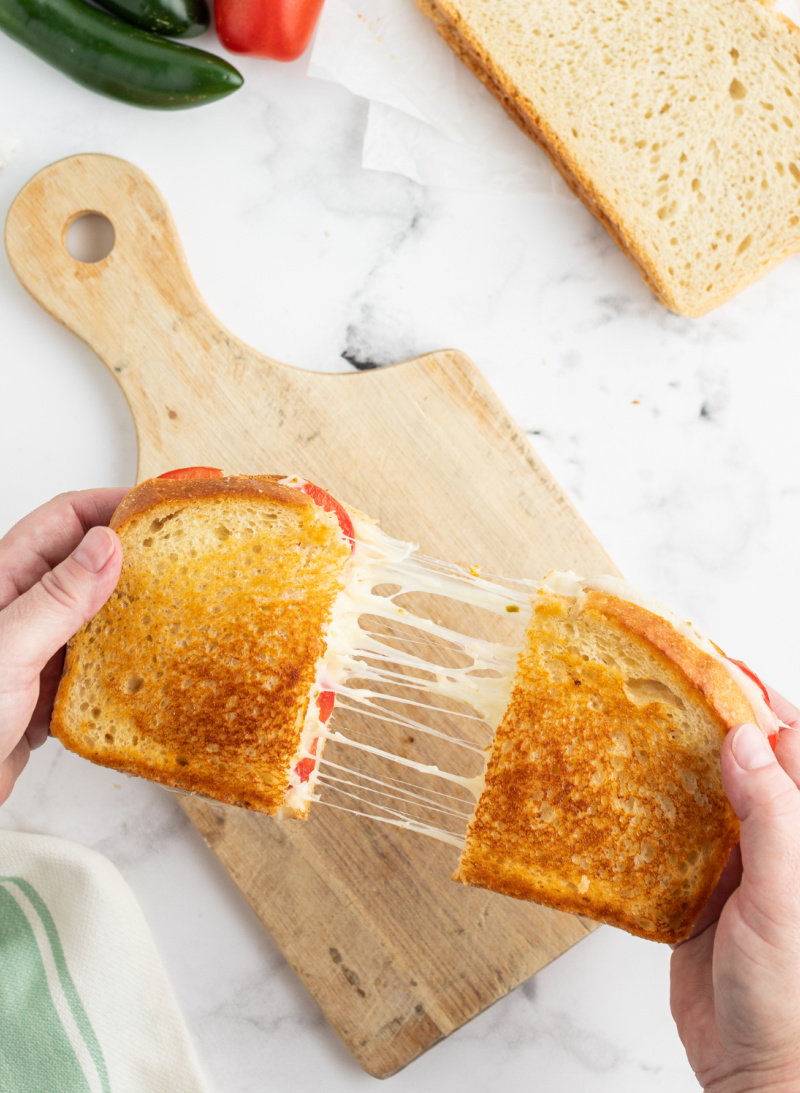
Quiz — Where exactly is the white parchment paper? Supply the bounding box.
[308,0,566,194]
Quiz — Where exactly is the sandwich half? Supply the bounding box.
[454,572,781,943]
[51,471,354,817]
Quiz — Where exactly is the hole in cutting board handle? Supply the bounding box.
[65,213,116,264]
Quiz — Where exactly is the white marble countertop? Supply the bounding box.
[1,5,799,1090]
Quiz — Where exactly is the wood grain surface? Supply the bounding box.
[5,154,620,1078]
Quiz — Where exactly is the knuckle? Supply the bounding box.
[50,490,79,507]
[761,777,800,821]
[38,564,82,614]
[46,491,84,528]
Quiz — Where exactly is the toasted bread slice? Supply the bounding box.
[416,0,800,316]
[454,573,777,943]
[51,475,351,816]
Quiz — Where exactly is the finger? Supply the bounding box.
[0,526,122,759]
[764,684,800,790]
[670,921,719,1059]
[767,685,800,730]
[688,845,742,940]
[0,488,128,610]
[25,650,65,748]
[721,722,800,932]
[0,738,31,807]
[775,723,800,793]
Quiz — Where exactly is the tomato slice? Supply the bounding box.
[727,658,779,749]
[292,695,336,784]
[294,736,319,783]
[294,757,315,782]
[317,690,335,723]
[158,467,224,480]
[291,480,355,552]
[727,658,771,708]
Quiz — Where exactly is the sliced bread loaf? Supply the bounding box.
[417,0,800,315]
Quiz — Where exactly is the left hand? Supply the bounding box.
[0,489,126,805]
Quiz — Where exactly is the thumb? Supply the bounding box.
[721,722,800,933]
[0,526,121,738]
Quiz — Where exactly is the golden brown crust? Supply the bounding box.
[455,594,741,943]
[584,592,755,730]
[52,475,350,815]
[110,474,312,531]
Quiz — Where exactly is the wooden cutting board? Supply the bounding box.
[5,154,620,1079]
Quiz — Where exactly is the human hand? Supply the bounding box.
[670,687,800,1092]
[0,489,126,805]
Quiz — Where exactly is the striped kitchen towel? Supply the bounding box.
[0,829,209,1093]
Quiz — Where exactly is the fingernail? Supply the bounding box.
[72,527,115,574]
[732,722,775,772]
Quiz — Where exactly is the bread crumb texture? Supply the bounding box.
[417,0,800,315]
[455,594,739,943]
[52,481,350,814]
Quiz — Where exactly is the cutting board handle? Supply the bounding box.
[4,154,285,398]
[5,155,186,346]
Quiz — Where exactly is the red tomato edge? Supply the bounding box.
[292,480,355,553]
[727,657,771,706]
[293,692,336,782]
[726,657,779,749]
[317,690,336,723]
[157,467,224,480]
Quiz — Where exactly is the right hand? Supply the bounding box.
[670,688,800,1092]
[0,489,126,804]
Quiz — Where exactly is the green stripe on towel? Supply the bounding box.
[0,878,110,1093]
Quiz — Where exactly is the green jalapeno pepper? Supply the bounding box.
[0,0,243,108]
[92,0,210,40]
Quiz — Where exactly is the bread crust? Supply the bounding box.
[455,589,743,943]
[583,592,755,730]
[417,0,674,307]
[415,0,800,317]
[110,474,312,530]
[52,475,349,816]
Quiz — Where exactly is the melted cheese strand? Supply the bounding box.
[319,800,467,849]
[318,757,475,806]
[325,730,483,796]
[331,699,486,752]
[285,510,530,814]
[382,549,535,609]
[284,496,785,840]
[317,773,472,820]
[339,661,511,718]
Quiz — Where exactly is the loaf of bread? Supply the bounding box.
[416,0,800,315]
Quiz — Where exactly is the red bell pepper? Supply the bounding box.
[216,0,327,61]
